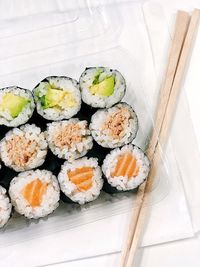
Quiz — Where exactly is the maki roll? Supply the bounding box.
[58,157,103,204]
[79,67,126,108]
[0,86,35,127]
[9,169,60,219]
[102,144,150,192]
[0,124,48,172]
[33,76,81,120]
[0,186,12,228]
[90,102,138,148]
[46,119,93,161]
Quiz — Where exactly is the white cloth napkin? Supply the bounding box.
[0,1,197,266]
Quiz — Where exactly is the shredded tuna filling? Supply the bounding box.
[6,135,39,167]
[67,166,94,192]
[22,178,48,207]
[111,153,139,179]
[101,108,130,139]
[53,124,83,149]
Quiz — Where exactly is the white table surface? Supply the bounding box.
[55,0,200,266]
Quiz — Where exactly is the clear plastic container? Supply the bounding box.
[0,0,189,247]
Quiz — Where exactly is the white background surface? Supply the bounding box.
[1,0,200,266]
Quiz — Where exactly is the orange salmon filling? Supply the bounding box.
[111,153,139,179]
[67,167,94,192]
[22,178,48,207]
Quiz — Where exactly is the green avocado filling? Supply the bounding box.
[89,72,115,97]
[35,83,76,110]
[0,93,29,118]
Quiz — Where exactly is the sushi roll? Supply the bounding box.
[90,103,138,148]
[0,186,12,228]
[33,76,81,121]
[46,119,93,161]
[79,67,126,108]
[0,86,35,127]
[9,169,60,219]
[0,124,48,172]
[58,157,103,204]
[102,144,150,192]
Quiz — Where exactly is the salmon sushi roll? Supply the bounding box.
[0,124,48,172]
[90,103,138,148]
[0,86,35,127]
[79,67,126,108]
[9,170,60,219]
[58,157,103,204]
[102,144,150,191]
[33,76,81,121]
[46,119,93,161]
[0,186,12,228]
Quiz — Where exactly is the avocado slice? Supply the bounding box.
[0,93,29,118]
[89,76,115,96]
[37,85,76,110]
[43,87,66,109]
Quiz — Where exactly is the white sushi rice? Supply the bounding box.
[46,119,93,161]
[0,86,35,127]
[9,170,60,219]
[0,124,48,172]
[58,157,103,204]
[80,67,126,108]
[102,144,150,191]
[90,103,138,148]
[34,76,81,120]
[0,186,12,228]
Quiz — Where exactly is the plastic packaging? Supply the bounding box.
[0,0,192,247]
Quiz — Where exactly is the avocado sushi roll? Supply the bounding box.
[0,124,48,172]
[46,119,93,161]
[33,76,81,121]
[0,185,12,228]
[90,103,138,148]
[0,86,35,127]
[58,157,103,204]
[102,144,150,191]
[79,67,126,108]
[9,169,60,219]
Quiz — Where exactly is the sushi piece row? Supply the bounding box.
[0,101,138,172]
[0,144,150,227]
[0,67,126,127]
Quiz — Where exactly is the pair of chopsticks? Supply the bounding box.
[119,9,200,267]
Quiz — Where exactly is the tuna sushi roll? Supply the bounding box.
[79,67,126,108]
[46,119,93,161]
[0,186,12,228]
[102,144,150,191]
[0,124,48,172]
[90,103,138,148]
[33,76,81,121]
[0,86,35,127]
[9,170,60,219]
[58,157,103,204]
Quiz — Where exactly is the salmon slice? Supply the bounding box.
[111,153,139,179]
[22,178,48,207]
[77,179,93,192]
[67,167,94,191]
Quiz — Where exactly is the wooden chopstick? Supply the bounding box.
[125,10,200,267]
[119,10,190,267]
[119,9,199,267]
[147,10,190,160]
